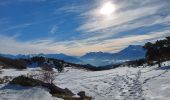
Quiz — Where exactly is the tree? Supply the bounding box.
[164,36,170,60]
[31,57,45,65]
[143,36,170,67]
[0,65,2,74]
[155,40,167,67]
[0,56,27,69]
[143,42,157,66]
[53,60,65,72]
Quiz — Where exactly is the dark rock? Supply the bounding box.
[78,91,85,98]
[42,83,74,96]
[9,76,92,100]
[10,75,43,86]
[77,91,92,100]
[9,75,75,99]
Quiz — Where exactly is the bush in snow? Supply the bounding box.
[41,71,56,84]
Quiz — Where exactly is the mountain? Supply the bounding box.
[44,54,83,64]
[27,53,84,64]
[0,54,16,59]
[0,53,83,64]
[80,45,146,66]
[114,45,146,60]
[0,45,146,67]
[80,52,115,66]
[0,54,30,59]
[81,51,113,59]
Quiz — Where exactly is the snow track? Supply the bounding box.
[101,71,144,100]
[56,68,146,100]
[56,66,170,100]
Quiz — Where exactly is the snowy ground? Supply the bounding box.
[0,62,170,100]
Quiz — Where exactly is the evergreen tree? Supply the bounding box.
[143,36,170,67]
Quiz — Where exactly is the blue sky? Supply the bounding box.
[0,0,170,56]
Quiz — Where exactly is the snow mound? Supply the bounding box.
[0,86,62,100]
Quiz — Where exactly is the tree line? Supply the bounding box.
[0,56,27,69]
[143,36,170,67]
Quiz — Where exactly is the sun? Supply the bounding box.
[100,2,116,15]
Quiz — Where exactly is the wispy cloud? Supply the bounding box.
[0,18,9,26]
[18,0,46,2]
[0,29,169,56]
[49,24,58,35]
[0,0,170,55]
[76,0,170,41]
[0,0,48,7]
[1,23,33,32]
[56,5,85,14]
[0,0,47,6]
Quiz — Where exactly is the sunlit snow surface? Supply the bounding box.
[0,61,170,100]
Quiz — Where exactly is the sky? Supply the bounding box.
[0,0,170,56]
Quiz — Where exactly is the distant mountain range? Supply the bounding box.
[0,53,83,64]
[0,45,146,66]
[80,45,146,66]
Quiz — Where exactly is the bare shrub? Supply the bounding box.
[41,64,53,71]
[41,71,56,84]
[27,70,57,84]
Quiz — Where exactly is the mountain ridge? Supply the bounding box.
[0,45,146,66]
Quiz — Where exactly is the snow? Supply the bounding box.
[0,68,41,78]
[0,85,62,100]
[0,62,170,100]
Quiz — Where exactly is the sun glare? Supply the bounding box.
[100,2,115,15]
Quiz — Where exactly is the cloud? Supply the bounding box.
[50,24,58,35]
[76,0,170,41]
[0,29,169,56]
[0,0,170,56]
[56,5,85,14]
[2,23,33,32]
[0,0,47,6]
[0,34,67,55]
